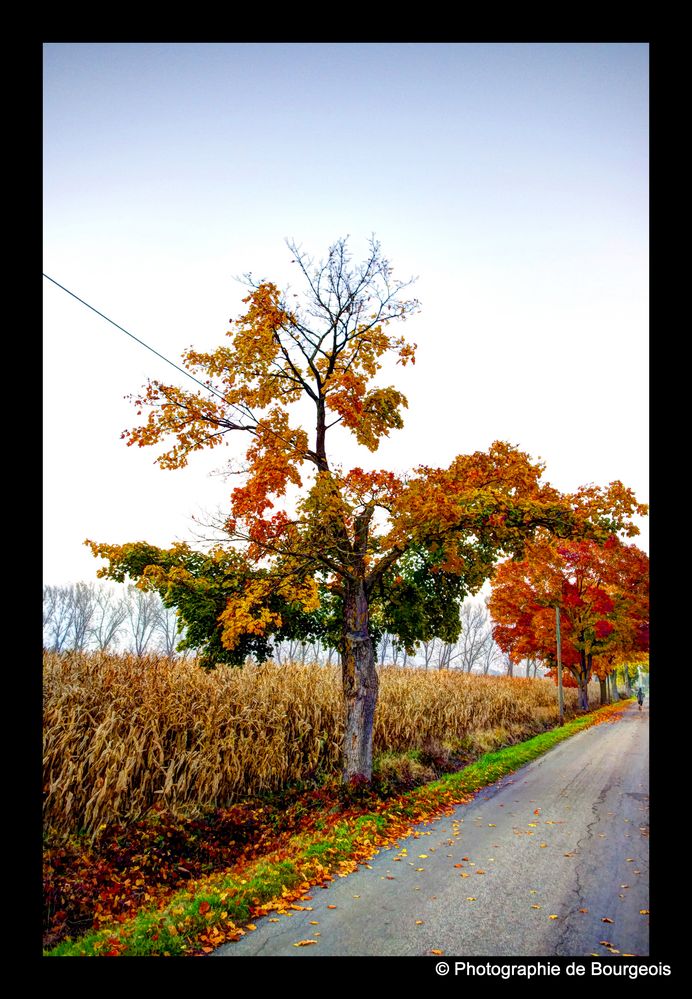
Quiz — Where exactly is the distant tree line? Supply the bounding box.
[43,582,184,657]
[43,583,544,677]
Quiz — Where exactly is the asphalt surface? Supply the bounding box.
[213,703,649,958]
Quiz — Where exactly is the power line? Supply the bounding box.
[42,273,230,405]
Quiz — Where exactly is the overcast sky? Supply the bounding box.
[43,42,648,586]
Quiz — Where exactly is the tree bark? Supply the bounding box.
[341,577,379,781]
[609,670,620,701]
[598,675,608,705]
[575,650,590,711]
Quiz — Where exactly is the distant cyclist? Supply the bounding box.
[636,687,644,711]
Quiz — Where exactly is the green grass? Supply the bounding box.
[45,699,632,957]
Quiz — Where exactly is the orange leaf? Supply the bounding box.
[431,949,444,956]
[639,909,650,915]
[327,905,337,910]
[601,917,614,923]
[198,901,211,915]
[293,940,317,947]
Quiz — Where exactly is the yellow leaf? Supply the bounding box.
[549,915,558,920]
[415,920,424,925]
[246,924,257,931]
[531,904,541,909]
[293,940,317,947]
[418,854,428,858]
[466,897,477,901]
[640,909,650,915]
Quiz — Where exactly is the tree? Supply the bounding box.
[43,584,74,652]
[488,537,649,710]
[87,236,647,781]
[89,583,128,651]
[124,586,162,657]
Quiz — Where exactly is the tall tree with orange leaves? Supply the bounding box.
[88,237,647,781]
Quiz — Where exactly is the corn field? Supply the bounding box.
[43,651,580,836]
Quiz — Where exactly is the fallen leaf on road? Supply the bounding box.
[385,876,395,880]
[528,823,538,827]
[599,940,612,947]
[578,908,588,913]
[415,920,424,925]
[475,870,486,875]
[327,905,337,910]
[460,873,470,878]
[454,863,464,868]
[620,884,629,889]
[415,868,425,872]
[431,949,444,956]
[488,823,496,827]
[466,897,477,901]
[462,856,469,861]
[534,809,541,815]
[309,921,319,925]
[640,909,650,915]
[246,924,257,931]
[418,854,428,859]
[626,858,634,862]
[549,915,558,920]
[531,904,541,909]
[601,917,614,924]
[353,895,360,898]
[540,843,547,848]
[564,852,575,857]
[294,940,317,947]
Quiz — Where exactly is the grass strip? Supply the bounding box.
[46,698,633,957]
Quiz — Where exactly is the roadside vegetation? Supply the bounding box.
[44,650,620,955]
[44,685,631,957]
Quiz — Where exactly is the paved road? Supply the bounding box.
[213,703,649,958]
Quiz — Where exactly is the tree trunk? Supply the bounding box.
[623,667,633,696]
[609,670,619,701]
[341,577,379,782]
[575,651,589,711]
[598,675,608,705]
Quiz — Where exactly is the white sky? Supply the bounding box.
[43,42,648,586]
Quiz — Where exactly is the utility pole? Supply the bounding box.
[555,605,564,726]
